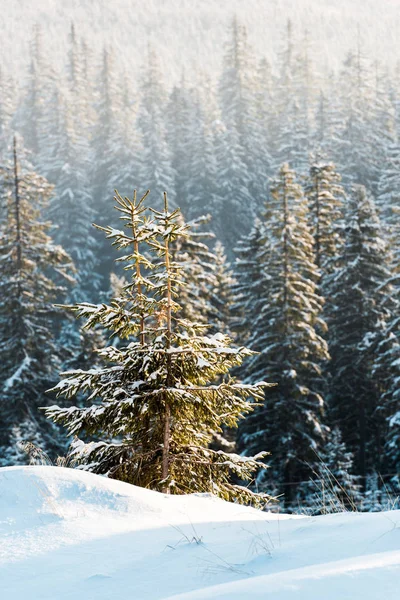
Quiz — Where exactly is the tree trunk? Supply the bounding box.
[162,192,172,493]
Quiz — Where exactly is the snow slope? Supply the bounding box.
[1,466,399,599]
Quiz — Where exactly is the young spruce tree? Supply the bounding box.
[46,190,273,505]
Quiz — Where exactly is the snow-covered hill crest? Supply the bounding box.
[1,466,399,599]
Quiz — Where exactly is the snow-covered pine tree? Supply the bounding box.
[137,46,176,208]
[287,29,315,170]
[376,114,400,264]
[183,76,222,223]
[165,77,194,217]
[273,22,314,173]
[206,242,238,450]
[313,91,328,152]
[207,241,236,337]
[377,140,400,234]
[109,73,143,200]
[213,119,252,248]
[0,138,74,464]
[15,24,46,162]
[332,43,383,194]
[254,57,275,166]
[67,22,92,123]
[232,218,269,347]
[305,161,345,272]
[270,19,294,166]
[216,18,260,245]
[90,47,123,289]
[0,67,15,158]
[372,326,400,487]
[312,71,344,162]
[236,163,329,505]
[171,213,217,329]
[91,46,119,222]
[372,61,396,193]
[371,135,400,484]
[327,185,397,490]
[47,96,99,303]
[45,190,273,505]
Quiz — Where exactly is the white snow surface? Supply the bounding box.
[1,466,400,600]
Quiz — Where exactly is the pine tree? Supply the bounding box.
[376,138,400,262]
[46,190,273,505]
[91,47,119,226]
[273,22,314,172]
[183,75,222,223]
[327,185,396,490]
[236,164,329,505]
[165,77,194,216]
[232,218,267,346]
[109,73,143,198]
[137,47,176,208]
[171,214,217,328]
[213,120,252,247]
[305,161,345,272]
[47,97,99,302]
[90,47,124,289]
[217,18,264,245]
[0,67,15,158]
[15,25,46,161]
[373,326,400,484]
[0,138,74,463]
[332,42,382,193]
[207,241,236,337]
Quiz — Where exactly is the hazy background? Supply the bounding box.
[3,0,400,81]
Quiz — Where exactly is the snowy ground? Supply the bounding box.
[1,466,399,599]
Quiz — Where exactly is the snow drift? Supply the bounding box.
[1,466,399,599]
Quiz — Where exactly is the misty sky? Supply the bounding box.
[3,0,400,84]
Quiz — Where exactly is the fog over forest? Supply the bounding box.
[3,0,400,79]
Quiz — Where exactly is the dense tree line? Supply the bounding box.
[0,19,400,510]
[236,163,400,508]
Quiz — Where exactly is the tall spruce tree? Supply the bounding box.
[109,73,143,199]
[274,22,314,173]
[15,25,46,162]
[183,75,222,223]
[46,190,273,505]
[305,161,345,272]
[327,185,396,490]
[47,98,99,302]
[165,77,194,216]
[0,138,74,464]
[137,47,176,208]
[372,324,400,486]
[90,47,122,290]
[332,43,382,193]
[216,18,259,245]
[207,241,236,337]
[171,214,217,329]
[236,164,329,505]
[0,67,15,158]
[377,138,400,262]
[232,218,268,347]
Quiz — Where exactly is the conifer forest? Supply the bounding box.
[2,1,400,512]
